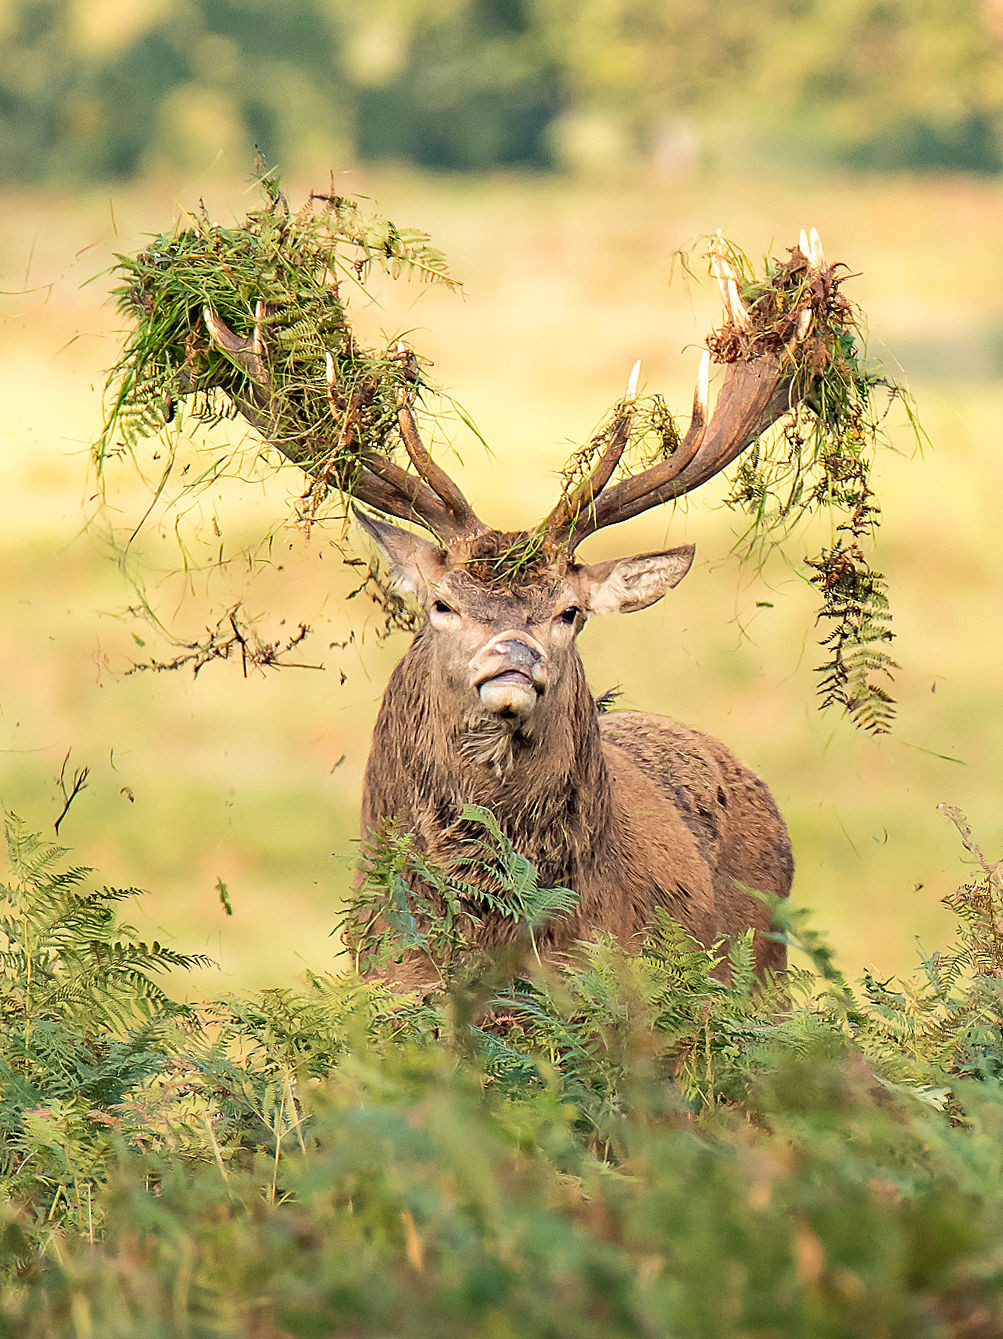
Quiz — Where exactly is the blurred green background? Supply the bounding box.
[1,0,1002,994]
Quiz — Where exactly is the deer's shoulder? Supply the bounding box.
[598,710,788,872]
[599,708,728,792]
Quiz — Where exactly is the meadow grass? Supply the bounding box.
[0,162,1001,991]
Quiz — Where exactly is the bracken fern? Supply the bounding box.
[4,809,1003,1335]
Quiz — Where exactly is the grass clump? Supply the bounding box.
[719,238,909,734]
[99,165,457,493]
[1,808,1003,1334]
[99,173,917,733]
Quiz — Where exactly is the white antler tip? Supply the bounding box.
[809,227,825,268]
[709,249,737,285]
[253,299,265,356]
[799,228,811,259]
[708,238,749,329]
[625,359,641,404]
[785,307,813,358]
[729,277,750,329]
[696,350,710,408]
[689,349,710,427]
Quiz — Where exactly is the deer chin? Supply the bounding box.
[477,669,541,719]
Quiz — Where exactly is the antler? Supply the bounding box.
[201,230,833,554]
[201,305,487,545]
[545,231,831,551]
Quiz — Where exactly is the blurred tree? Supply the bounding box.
[532,0,1003,173]
[341,0,562,169]
[0,0,1000,182]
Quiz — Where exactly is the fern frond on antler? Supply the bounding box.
[100,169,462,532]
[99,173,915,730]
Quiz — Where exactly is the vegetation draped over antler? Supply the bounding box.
[100,172,908,731]
[100,170,474,537]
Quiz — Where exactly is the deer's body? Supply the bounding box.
[200,227,834,986]
[360,536,792,984]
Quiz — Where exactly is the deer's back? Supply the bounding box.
[599,710,792,974]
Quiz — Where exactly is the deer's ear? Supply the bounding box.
[355,509,449,601]
[575,544,695,616]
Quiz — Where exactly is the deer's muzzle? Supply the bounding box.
[470,633,548,718]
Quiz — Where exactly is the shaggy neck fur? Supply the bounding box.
[362,628,617,896]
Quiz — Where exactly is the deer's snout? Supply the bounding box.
[470,632,548,717]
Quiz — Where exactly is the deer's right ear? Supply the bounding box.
[355,510,449,601]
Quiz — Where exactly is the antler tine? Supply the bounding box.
[204,305,268,386]
[558,348,719,547]
[798,227,826,269]
[354,447,468,536]
[709,234,751,331]
[543,361,641,542]
[785,307,812,358]
[624,359,641,403]
[395,396,486,538]
[671,348,710,472]
[325,350,339,401]
[390,354,485,540]
[568,356,792,541]
[549,355,714,548]
[557,226,828,548]
[202,309,478,543]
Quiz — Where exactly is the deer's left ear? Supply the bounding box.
[574,544,695,616]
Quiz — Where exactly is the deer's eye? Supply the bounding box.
[557,606,580,626]
[432,599,454,616]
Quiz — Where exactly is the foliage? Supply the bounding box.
[97,169,462,653]
[0,814,209,1239]
[722,240,904,734]
[101,174,911,731]
[100,167,456,472]
[2,0,1002,183]
[346,804,579,981]
[2,811,1003,1334]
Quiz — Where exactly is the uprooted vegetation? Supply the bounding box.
[1,805,1002,1336]
[98,171,916,732]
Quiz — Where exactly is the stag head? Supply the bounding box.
[202,228,834,688]
[357,510,694,724]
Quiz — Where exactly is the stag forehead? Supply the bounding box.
[435,564,572,623]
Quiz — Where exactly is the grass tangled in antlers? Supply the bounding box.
[100,171,915,733]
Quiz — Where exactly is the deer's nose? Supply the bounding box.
[471,631,549,718]
[469,629,550,702]
[475,631,548,685]
[490,638,543,671]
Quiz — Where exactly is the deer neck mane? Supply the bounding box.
[364,629,615,885]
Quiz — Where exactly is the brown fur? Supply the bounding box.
[359,620,792,988]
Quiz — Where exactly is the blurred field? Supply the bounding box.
[1,162,1001,994]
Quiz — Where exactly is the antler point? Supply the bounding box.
[696,350,710,410]
[625,360,641,404]
[707,237,750,331]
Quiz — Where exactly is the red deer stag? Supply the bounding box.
[204,229,834,984]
